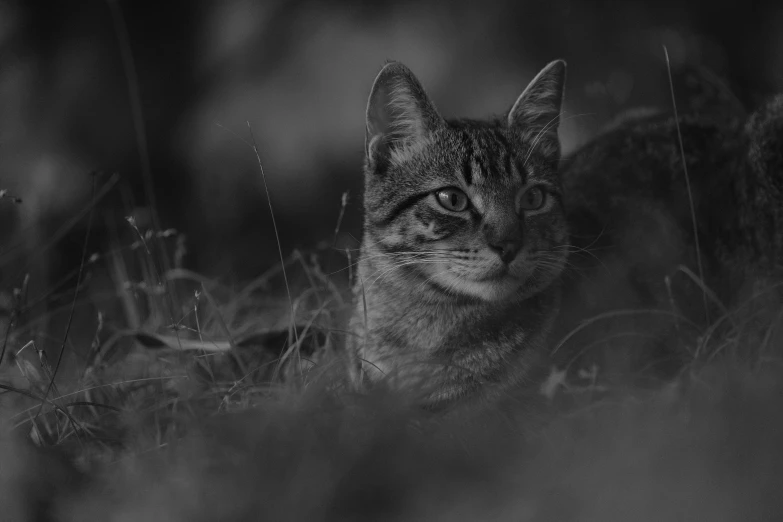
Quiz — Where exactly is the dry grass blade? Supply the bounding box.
[34,176,97,424]
[200,283,248,376]
[675,265,730,318]
[0,383,85,440]
[333,191,350,246]
[551,308,699,356]
[246,121,301,354]
[664,45,709,324]
[273,298,333,382]
[63,401,121,412]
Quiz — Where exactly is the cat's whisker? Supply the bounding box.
[368,266,451,309]
[551,243,606,259]
[331,250,455,276]
[367,262,443,289]
[540,259,583,276]
[523,114,562,167]
[524,111,596,167]
[566,222,611,253]
[365,258,450,290]
[420,269,459,299]
[548,244,610,273]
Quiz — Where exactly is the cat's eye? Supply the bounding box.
[435,188,470,212]
[517,186,547,212]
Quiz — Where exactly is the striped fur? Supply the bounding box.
[350,60,568,406]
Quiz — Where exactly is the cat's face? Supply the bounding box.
[362,61,568,302]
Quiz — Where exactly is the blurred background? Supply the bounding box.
[1,0,782,286]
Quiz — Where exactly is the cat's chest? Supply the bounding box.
[383,302,500,353]
[406,308,465,350]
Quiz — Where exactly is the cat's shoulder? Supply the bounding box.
[561,66,752,195]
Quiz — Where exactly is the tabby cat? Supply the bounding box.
[348,60,569,406]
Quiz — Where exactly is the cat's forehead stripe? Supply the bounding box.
[474,130,494,184]
[454,123,536,187]
[491,127,510,149]
[460,130,474,185]
[502,145,514,183]
[474,155,487,184]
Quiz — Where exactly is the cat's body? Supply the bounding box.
[348,61,569,405]
[555,75,783,378]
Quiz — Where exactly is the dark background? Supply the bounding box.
[1,0,782,285]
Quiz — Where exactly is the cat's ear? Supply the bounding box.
[507,60,566,159]
[365,61,443,170]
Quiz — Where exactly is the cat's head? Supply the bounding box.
[361,60,569,302]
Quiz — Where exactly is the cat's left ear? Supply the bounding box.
[507,60,566,160]
[365,61,443,171]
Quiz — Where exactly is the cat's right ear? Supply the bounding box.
[507,60,567,160]
[365,62,442,171]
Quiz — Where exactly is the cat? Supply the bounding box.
[347,60,569,407]
[554,69,783,382]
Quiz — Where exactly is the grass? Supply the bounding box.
[1,167,782,520]
[1,35,782,519]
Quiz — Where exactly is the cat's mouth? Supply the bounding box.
[475,265,511,281]
[422,256,538,301]
[446,270,527,301]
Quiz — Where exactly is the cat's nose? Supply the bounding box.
[489,240,520,264]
